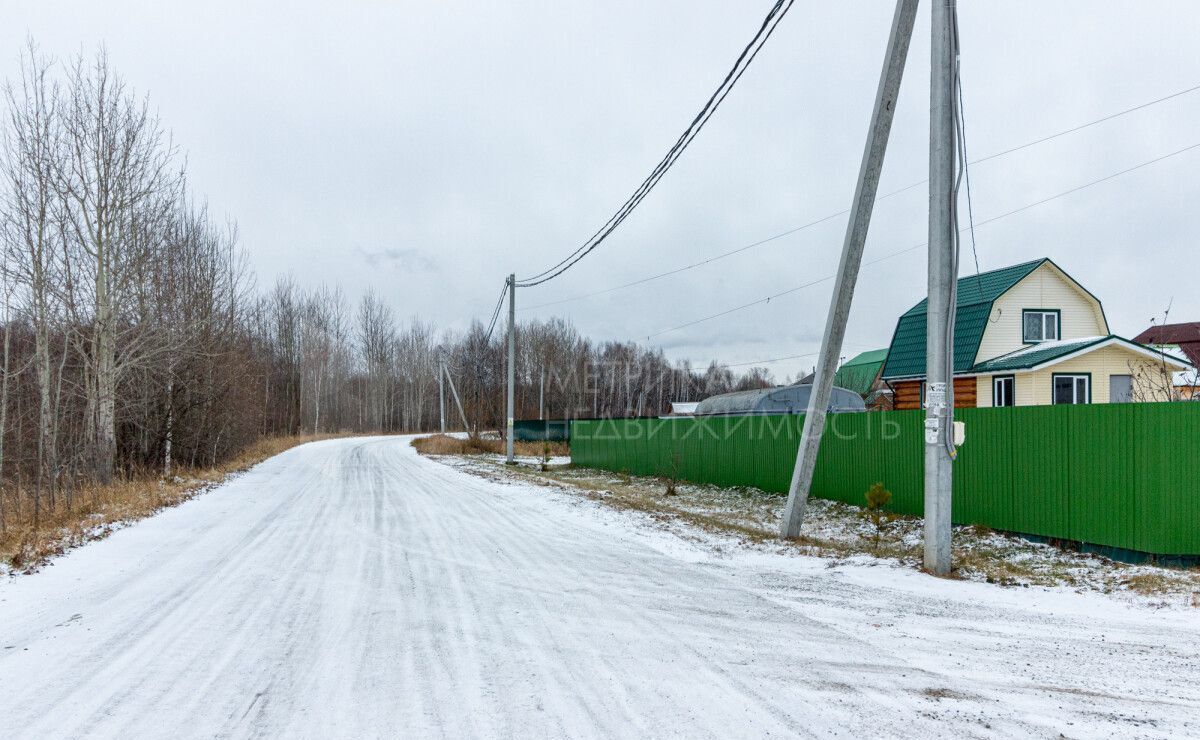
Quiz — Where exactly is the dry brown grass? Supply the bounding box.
[411,434,569,459]
[0,433,346,573]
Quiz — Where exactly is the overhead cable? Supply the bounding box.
[515,0,795,288]
[521,82,1200,310]
[643,141,1200,340]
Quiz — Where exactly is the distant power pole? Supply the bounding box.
[506,273,516,464]
[924,0,957,575]
[780,0,919,539]
[539,366,545,420]
[438,361,447,433]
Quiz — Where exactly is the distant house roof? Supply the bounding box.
[833,349,888,396]
[669,401,699,416]
[1133,322,1200,366]
[968,335,1193,374]
[881,258,1102,380]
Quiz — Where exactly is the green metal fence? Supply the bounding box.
[571,403,1200,557]
[512,419,571,442]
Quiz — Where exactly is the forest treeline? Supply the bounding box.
[0,45,774,523]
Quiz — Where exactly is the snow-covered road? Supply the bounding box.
[1,437,1197,738]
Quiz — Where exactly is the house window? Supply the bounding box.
[1023,310,1060,343]
[1052,374,1090,405]
[993,375,1015,407]
[1109,374,1133,403]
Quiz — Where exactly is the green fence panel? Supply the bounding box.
[1132,403,1200,554]
[1067,405,1135,547]
[953,408,1015,530]
[570,404,1200,557]
[1006,406,1071,539]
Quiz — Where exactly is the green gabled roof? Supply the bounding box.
[968,336,1108,373]
[881,258,1047,380]
[964,335,1199,374]
[833,349,888,396]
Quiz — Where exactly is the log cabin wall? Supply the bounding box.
[891,378,977,410]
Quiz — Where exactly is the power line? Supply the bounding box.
[515,0,795,288]
[723,351,819,368]
[483,281,508,340]
[521,211,844,310]
[520,82,1200,310]
[643,141,1200,340]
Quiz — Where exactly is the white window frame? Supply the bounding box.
[1052,373,1090,405]
[1023,310,1060,344]
[992,375,1015,407]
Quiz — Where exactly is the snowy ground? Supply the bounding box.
[453,456,1200,606]
[1,436,1197,738]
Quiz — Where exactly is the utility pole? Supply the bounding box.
[924,0,957,576]
[780,0,919,539]
[444,364,469,431]
[539,366,545,420]
[506,273,516,464]
[438,361,447,433]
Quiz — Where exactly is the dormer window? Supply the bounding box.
[1023,310,1060,343]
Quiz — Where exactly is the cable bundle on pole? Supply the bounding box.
[514,0,795,288]
[483,281,509,340]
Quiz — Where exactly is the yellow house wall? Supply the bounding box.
[973,344,1182,407]
[973,262,1109,365]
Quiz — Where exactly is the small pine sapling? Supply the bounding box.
[864,481,893,546]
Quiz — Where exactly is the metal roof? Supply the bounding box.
[1133,322,1200,366]
[693,383,865,416]
[968,335,1195,374]
[881,259,1048,379]
[969,336,1108,373]
[832,349,888,396]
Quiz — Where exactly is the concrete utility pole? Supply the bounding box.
[780,0,920,539]
[506,273,516,464]
[438,362,447,433]
[444,364,469,431]
[539,367,545,420]
[924,0,957,575]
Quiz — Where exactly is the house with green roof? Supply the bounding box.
[880,258,1193,409]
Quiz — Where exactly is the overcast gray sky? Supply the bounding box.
[6,1,1198,379]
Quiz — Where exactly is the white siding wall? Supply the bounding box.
[973,344,1179,407]
[976,375,993,406]
[973,263,1109,366]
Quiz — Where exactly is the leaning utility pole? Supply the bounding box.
[506,273,516,464]
[924,0,957,575]
[780,0,919,539]
[444,364,469,431]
